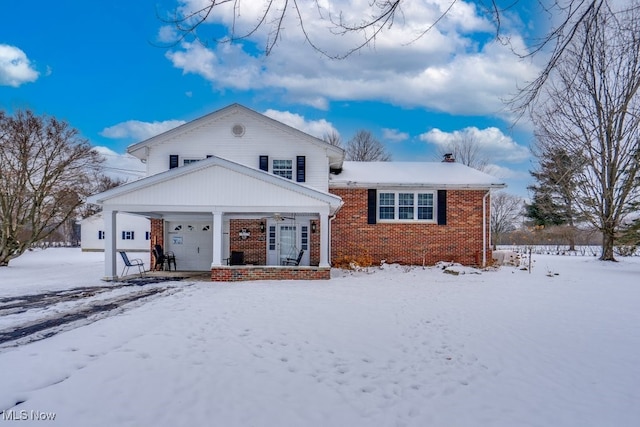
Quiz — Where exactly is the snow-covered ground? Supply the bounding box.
[0,248,639,426]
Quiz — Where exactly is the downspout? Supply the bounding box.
[482,190,490,267]
[329,214,336,265]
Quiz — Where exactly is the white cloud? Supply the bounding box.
[263,109,338,139]
[100,119,186,140]
[382,128,409,142]
[157,25,179,44]
[92,146,146,182]
[0,44,39,87]
[164,1,540,118]
[419,126,530,162]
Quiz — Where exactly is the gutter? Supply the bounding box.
[482,190,490,267]
[329,182,507,190]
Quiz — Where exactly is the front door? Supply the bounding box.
[266,220,310,266]
[166,221,213,271]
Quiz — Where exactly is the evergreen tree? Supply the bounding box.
[526,147,584,249]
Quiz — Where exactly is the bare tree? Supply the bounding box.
[491,191,523,248]
[160,1,610,110]
[322,130,342,148]
[345,130,391,161]
[435,134,489,171]
[532,1,640,261]
[0,110,103,266]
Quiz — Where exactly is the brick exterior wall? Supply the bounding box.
[211,266,330,281]
[330,188,491,266]
[229,219,321,266]
[150,218,164,269]
[229,219,267,265]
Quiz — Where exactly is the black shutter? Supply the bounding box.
[367,189,377,224]
[131,231,135,240]
[169,155,179,169]
[296,156,306,182]
[259,155,269,171]
[121,231,125,240]
[437,190,447,225]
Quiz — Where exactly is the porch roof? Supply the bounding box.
[87,155,343,215]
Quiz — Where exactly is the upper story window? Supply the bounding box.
[98,230,105,240]
[122,231,135,240]
[378,191,435,222]
[183,158,201,165]
[273,159,293,179]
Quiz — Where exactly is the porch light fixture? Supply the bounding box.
[260,222,265,233]
[311,222,317,233]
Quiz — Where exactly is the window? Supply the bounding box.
[183,159,201,165]
[268,226,276,251]
[122,231,135,240]
[398,193,414,220]
[378,191,435,222]
[273,159,293,179]
[379,193,395,220]
[418,193,434,220]
[98,231,105,240]
[301,226,309,251]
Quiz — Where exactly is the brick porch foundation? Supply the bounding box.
[211,266,331,281]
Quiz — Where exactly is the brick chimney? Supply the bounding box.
[442,153,455,163]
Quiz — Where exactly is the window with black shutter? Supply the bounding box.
[169,155,179,169]
[296,156,306,182]
[259,155,269,171]
[367,189,377,224]
[437,190,447,225]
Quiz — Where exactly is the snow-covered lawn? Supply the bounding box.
[1,249,639,426]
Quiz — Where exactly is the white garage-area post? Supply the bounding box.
[103,209,118,280]
[211,211,224,267]
[319,207,330,268]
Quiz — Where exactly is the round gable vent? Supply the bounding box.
[232,124,245,137]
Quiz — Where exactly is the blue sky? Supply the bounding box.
[0,0,545,196]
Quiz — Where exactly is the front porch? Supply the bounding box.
[151,214,332,281]
[87,156,342,282]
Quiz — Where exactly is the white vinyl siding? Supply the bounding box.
[141,109,334,191]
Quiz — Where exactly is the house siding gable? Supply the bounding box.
[143,110,333,192]
[102,165,336,209]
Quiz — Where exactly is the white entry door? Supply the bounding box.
[266,220,310,266]
[166,222,213,271]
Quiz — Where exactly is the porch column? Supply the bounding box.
[319,209,330,267]
[103,209,118,281]
[211,211,224,267]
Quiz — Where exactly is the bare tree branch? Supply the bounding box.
[0,110,104,266]
[345,130,392,161]
[531,1,640,260]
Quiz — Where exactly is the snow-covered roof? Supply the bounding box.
[329,161,506,189]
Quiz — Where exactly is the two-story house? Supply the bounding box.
[88,104,505,281]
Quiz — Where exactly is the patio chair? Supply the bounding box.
[119,251,146,277]
[153,244,176,271]
[282,249,304,266]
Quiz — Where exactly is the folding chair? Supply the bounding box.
[119,251,146,277]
